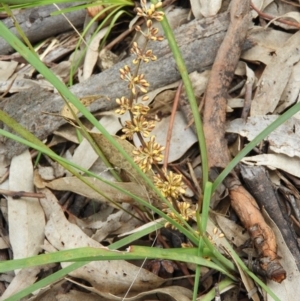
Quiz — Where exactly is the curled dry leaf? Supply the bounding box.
[83,28,109,81]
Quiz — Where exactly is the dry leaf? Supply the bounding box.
[8,150,45,261]
[134,111,197,163]
[83,27,109,81]
[65,280,193,301]
[227,116,300,159]
[262,208,300,301]
[251,31,300,116]
[90,133,153,184]
[60,94,102,123]
[45,176,149,205]
[192,0,222,18]
[0,267,42,300]
[242,153,300,178]
[242,27,292,65]
[0,60,18,81]
[3,151,45,298]
[40,189,164,295]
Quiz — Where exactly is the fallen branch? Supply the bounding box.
[240,164,300,273]
[202,0,286,282]
[0,12,254,160]
[0,3,86,55]
[224,174,286,283]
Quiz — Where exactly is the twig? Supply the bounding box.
[250,1,300,29]
[241,81,253,122]
[0,189,45,199]
[203,0,250,169]
[163,82,183,170]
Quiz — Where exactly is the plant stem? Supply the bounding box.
[152,0,209,190]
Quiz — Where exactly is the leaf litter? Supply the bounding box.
[2,0,300,300]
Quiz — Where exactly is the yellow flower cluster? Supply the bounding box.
[136,0,164,21]
[153,170,186,202]
[119,65,149,95]
[115,1,193,230]
[164,201,195,229]
[132,136,165,172]
[115,0,165,172]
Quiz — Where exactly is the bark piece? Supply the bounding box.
[240,164,300,273]
[225,174,286,283]
[0,12,254,160]
[0,3,86,55]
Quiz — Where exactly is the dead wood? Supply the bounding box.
[240,164,300,273]
[0,12,254,160]
[0,3,86,55]
[203,1,251,170]
[225,174,286,283]
[202,0,286,282]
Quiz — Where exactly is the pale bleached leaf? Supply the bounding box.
[134,111,197,163]
[8,150,45,261]
[275,60,300,113]
[82,27,108,81]
[227,116,300,159]
[0,76,52,93]
[0,60,18,81]
[0,267,42,301]
[241,154,300,177]
[251,30,300,115]
[41,189,164,295]
[55,290,103,301]
[192,0,222,18]
[206,217,259,301]
[250,0,274,18]
[263,1,300,29]
[215,214,250,248]
[242,28,292,65]
[45,176,149,205]
[65,279,193,301]
[91,204,142,242]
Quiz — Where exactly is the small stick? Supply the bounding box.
[250,1,300,29]
[163,81,183,170]
[0,189,45,199]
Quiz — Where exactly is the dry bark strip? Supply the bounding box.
[0,3,86,55]
[224,175,286,282]
[0,12,254,160]
[202,1,286,282]
[240,164,300,273]
[203,1,250,169]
